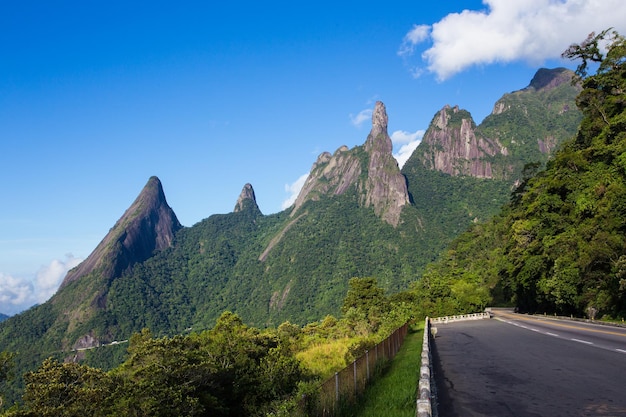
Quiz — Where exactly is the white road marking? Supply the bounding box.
[616,349,626,354]
[571,338,593,345]
[546,332,559,337]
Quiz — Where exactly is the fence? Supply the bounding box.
[302,323,409,417]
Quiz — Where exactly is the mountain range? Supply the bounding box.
[0,67,582,402]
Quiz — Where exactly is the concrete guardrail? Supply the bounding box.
[430,312,491,324]
[416,316,433,417]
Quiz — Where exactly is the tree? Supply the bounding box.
[341,277,390,333]
[0,351,15,408]
[19,358,115,417]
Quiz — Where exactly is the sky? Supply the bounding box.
[2,0,626,316]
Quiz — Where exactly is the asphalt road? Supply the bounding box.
[432,314,626,417]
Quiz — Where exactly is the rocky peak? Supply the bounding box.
[290,101,409,226]
[234,183,259,213]
[527,67,574,91]
[361,101,409,226]
[365,101,390,152]
[60,176,182,289]
[415,105,507,178]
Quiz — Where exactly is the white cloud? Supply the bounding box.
[0,254,82,315]
[401,0,626,81]
[0,273,33,314]
[34,254,82,304]
[349,109,373,128]
[391,129,424,168]
[281,173,309,210]
[398,24,431,57]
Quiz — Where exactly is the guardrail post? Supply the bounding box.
[335,372,339,403]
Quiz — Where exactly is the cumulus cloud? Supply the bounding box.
[349,109,373,128]
[391,129,425,168]
[0,254,82,315]
[0,273,33,314]
[34,254,82,304]
[400,0,626,81]
[281,173,309,210]
[398,24,431,57]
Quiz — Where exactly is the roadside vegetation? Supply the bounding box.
[347,324,424,417]
[0,278,416,417]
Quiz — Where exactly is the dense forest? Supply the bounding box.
[411,29,626,319]
[0,278,413,416]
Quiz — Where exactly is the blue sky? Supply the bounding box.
[2,0,625,315]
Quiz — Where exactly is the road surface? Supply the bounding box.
[432,313,626,417]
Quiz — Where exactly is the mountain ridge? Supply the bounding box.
[291,101,409,226]
[0,66,584,405]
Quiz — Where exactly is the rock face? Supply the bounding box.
[527,67,574,91]
[60,176,182,289]
[234,183,259,213]
[291,101,409,226]
[362,102,411,225]
[418,105,508,178]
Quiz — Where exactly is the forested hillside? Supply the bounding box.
[412,30,626,319]
[0,278,412,416]
[0,50,587,409]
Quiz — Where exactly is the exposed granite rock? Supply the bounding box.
[419,105,508,178]
[60,176,182,289]
[362,102,410,226]
[290,101,409,226]
[234,183,259,213]
[292,146,362,213]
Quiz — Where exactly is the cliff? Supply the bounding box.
[60,176,182,289]
[416,105,508,178]
[291,101,409,226]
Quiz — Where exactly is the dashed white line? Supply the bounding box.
[571,338,593,345]
[616,349,626,354]
[546,332,559,337]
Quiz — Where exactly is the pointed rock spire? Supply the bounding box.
[365,101,392,154]
[362,101,409,226]
[60,176,182,289]
[234,183,259,213]
[287,100,409,226]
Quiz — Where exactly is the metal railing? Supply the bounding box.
[303,323,409,417]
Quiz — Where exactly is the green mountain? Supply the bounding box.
[0,68,582,404]
[402,67,581,249]
[0,314,8,324]
[411,32,626,319]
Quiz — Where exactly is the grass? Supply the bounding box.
[296,337,356,378]
[346,323,424,417]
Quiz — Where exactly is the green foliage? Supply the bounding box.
[415,30,626,319]
[0,352,15,409]
[0,54,585,406]
[4,312,307,417]
[1,281,416,417]
[348,327,423,417]
[19,359,114,417]
[0,353,14,386]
